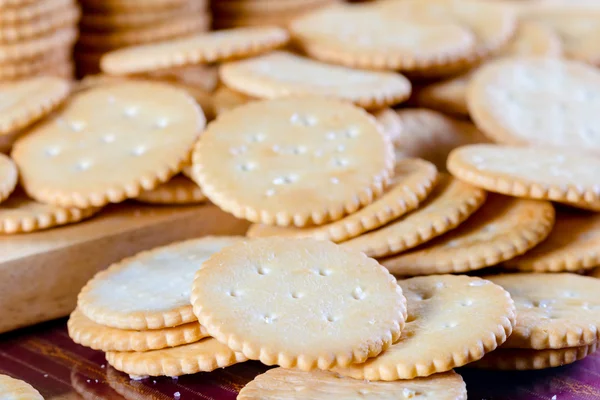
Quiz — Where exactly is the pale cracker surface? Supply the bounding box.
[0,374,43,400]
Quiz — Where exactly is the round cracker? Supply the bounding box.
[219,51,411,110]
[0,76,70,135]
[12,81,204,208]
[467,57,600,149]
[100,27,289,76]
[238,368,467,400]
[246,159,437,242]
[68,308,208,352]
[0,27,77,64]
[135,175,206,205]
[0,0,73,24]
[0,48,72,80]
[505,209,600,272]
[448,144,600,209]
[342,174,486,259]
[372,108,402,144]
[380,194,555,276]
[0,6,79,43]
[0,375,43,400]
[486,273,600,349]
[77,236,244,330]
[191,97,395,227]
[0,191,100,233]
[0,154,17,204]
[190,238,407,371]
[105,337,247,377]
[472,343,598,370]
[332,275,515,380]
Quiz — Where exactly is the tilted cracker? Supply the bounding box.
[448,144,600,210]
[0,0,73,24]
[191,97,395,227]
[391,109,490,171]
[380,194,555,276]
[467,58,600,149]
[472,343,598,370]
[219,51,412,110]
[0,375,43,400]
[12,81,205,208]
[0,154,17,204]
[0,48,72,81]
[68,308,208,352]
[100,27,290,76]
[190,238,407,371]
[106,337,247,377]
[332,275,515,380]
[213,86,254,115]
[342,174,486,259]
[77,236,244,330]
[0,27,76,64]
[372,108,402,144]
[136,175,206,205]
[238,368,467,400]
[0,191,100,233]
[247,159,437,242]
[485,273,600,349]
[0,6,80,43]
[505,209,600,272]
[416,21,562,116]
[0,76,70,135]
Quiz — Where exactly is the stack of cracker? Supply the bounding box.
[0,0,79,82]
[75,0,212,77]
[210,0,342,29]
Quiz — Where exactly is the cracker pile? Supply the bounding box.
[0,0,597,398]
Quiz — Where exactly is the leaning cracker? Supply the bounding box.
[0,191,100,233]
[0,375,43,400]
[0,154,17,204]
[106,337,247,377]
[380,194,555,276]
[467,57,600,149]
[0,76,70,135]
[332,275,515,380]
[342,174,486,259]
[486,273,600,349]
[68,308,208,352]
[191,238,407,371]
[448,144,600,210]
[191,97,395,227]
[505,209,600,272]
[78,236,243,330]
[219,51,412,110]
[101,27,289,75]
[12,81,204,208]
[246,159,437,242]
[136,175,206,205]
[238,368,467,400]
[472,344,598,371]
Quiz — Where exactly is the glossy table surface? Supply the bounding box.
[0,319,599,400]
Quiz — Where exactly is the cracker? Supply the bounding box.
[0,154,17,204]
[0,191,100,233]
[77,236,243,330]
[136,175,206,205]
[0,48,71,80]
[12,81,205,208]
[246,159,437,242]
[380,194,555,276]
[0,76,70,135]
[106,337,247,377]
[0,6,80,43]
[332,275,515,380]
[68,308,208,352]
[100,27,290,76]
[0,27,76,64]
[472,343,598,370]
[213,0,336,14]
[213,86,254,115]
[372,108,402,144]
[485,273,600,349]
[447,144,600,209]
[191,97,395,227]
[219,51,411,110]
[342,174,486,259]
[238,368,467,400]
[391,109,490,171]
[0,375,43,400]
[80,0,191,11]
[467,57,600,149]
[416,21,562,116]
[505,209,600,272]
[190,238,407,370]
[0,0,73,24]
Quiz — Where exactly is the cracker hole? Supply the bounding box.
[468,280,487,287]
[124,106,139,117]
[265,189,275,197]
[227,290,239,297]
[358,389,369,395]
[336,144,346,153]
[101,134,116,143]
[460,299,473,307]
[155,117,169,129]
[76,160,92,171]
[290,113,317,126]
[291,292,302,299]
[333,158,349,167]
[273,175,297,185]
[131,146,146,156]
[292,146,307,155]
[443,321,458,329]
[352,287,366,300]
[45,146,61,157]
[248,133,266,143]
[330,177,340,184]
[326,132,336,141]
[325,315,337,323]
[238,162,256,172]
[256,266,269,275]
[263,314,276,324]
[230,145,248,155]
[316,268,332,277]
[344,127,360,138]
[534,300,551,309]
[402,388,419,398]
[69,121,85,132]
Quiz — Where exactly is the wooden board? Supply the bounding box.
[0,202,250,334]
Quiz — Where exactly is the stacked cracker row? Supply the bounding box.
[0,0,79,82]
[75,0,211,77]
